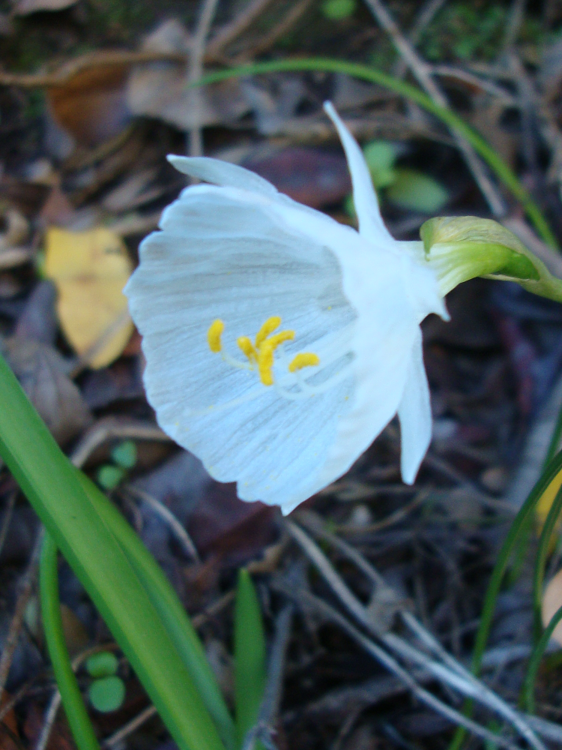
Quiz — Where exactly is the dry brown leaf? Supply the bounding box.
[44,226,134,369]
[127,19,249,130]
[47,64,131,149]
[542,568,562,645]
[3,337,92,444]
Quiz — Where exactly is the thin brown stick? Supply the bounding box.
[69,417,169,470]
[286,520,546,750]
[206,0,276,59]
[187,0,221,157]
[124,485,199,561]
[502,0,527,51]
[392,0,448,78]
[431,65,517,103]
[103,705,157,748]
[363,0,506,217]
[232,0,314,63]
[277,581,522,750]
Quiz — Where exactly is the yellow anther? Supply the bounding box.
[255,316,282,348]
[258,340,275,386]
[237,336,257,363]
[289,352,320,372]
[207,319,224,353]
[264,329,295,349]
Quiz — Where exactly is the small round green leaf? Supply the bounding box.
[89,676,125,713]
[387,168,449,213]
[321,0,356,21]
[111,440,137,469]
[86,651,118,678]
[96,465,126,491]
[362,141,398,188]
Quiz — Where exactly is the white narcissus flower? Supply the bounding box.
[125,102,448,515]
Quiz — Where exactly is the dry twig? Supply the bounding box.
[206,0,277,60]
[187,0,222,157]
[285,519,546,750]
[70,417,169,470]
[231,0,314,63]
[124,485,199,562]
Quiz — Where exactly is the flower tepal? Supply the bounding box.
[124,102,447,514]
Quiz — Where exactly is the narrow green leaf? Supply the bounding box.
[0,354,226,750]
[40,532,101,750]
[77,471,237,750]
[234,570,266,748]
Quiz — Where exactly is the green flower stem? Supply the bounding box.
[522,604,562,714]
[40,532,101,750]
[194,58,557,249]
[448,449,562,750]
[75,471,236,750]
[0,353,226,750]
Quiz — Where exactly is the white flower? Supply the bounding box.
[124,102,448,515]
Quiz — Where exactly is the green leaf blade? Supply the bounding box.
[234,570,266,748]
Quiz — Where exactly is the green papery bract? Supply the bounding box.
[419,216,562,302]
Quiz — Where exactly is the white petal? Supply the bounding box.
[167,155,279,196]
[323,101,393,242]
[397,331,432,484]
[314,252,421,492]
[398,251,450,324]
[125,185,358,511]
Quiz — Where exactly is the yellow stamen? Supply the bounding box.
[255,316,282,348]
[237,336,257,363]
[258,340,275,385]
[264,330,295,349]
[207,319,224,353]
[289,352,320,372]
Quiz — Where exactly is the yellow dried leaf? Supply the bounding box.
[542,568,562,646]
[45,227,133,369]
[535,466,562,536]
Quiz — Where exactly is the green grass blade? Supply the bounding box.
[0,353,226,750]
[40,532,101,750]
[194,58,556,248]
[448,449,562,750]
[76,471,236,750]
[523,604,562,713]
[234,570,266,749]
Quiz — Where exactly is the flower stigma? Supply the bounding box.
[207,315,322,391]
